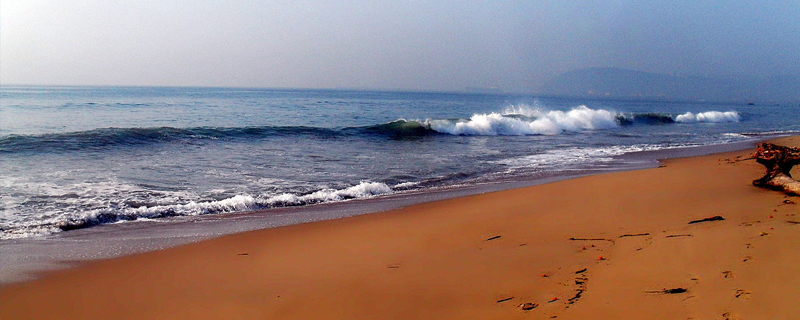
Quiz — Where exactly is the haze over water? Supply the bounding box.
[3,1,800,94]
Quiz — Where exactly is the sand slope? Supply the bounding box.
[2,137,799,319]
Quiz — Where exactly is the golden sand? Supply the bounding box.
[2,136,799,319]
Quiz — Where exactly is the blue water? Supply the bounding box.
[1,85,797,239]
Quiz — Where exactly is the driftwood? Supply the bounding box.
[752,143,800,195]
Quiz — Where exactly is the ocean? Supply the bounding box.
[1,85,797,241]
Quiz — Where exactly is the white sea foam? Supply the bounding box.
[393,181,421,189]
[427,105,619,136]
[675,111,740,123]
[722,133,749,139]
[0,181,396,239]
[85,182,393,224]
[125,194,259,217]
[497,144,665,172]
[262,181,392,207]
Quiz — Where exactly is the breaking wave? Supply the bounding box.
[380,106,741,136]
[0,106,742,154]
[426,105,619,135]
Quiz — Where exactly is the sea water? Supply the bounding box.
[1,85,797,239]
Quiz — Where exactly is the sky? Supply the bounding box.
[2,1,799,93]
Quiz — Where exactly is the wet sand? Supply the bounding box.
[2,136,799,320]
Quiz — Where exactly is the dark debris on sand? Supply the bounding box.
[646,288,688,294]
[689,216,725,224]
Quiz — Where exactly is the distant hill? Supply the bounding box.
[540,67,800,103]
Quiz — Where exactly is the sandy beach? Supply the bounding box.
[2,136,799,320]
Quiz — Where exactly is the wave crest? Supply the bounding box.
[0,108,744,153]
[675,111,740,123]
[616,113,676,125]
[428,105,619,136]
[363,120,434,136]
[0,126,337,154]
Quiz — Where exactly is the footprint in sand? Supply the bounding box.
[518,302,538,310]
[739,220,761,227]
[734,289,751,299]
[722,271,734,279]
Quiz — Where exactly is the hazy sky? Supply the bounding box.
[2,1,799,92]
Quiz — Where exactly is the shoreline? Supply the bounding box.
[0,136,777,285]
[2,136,799,319]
